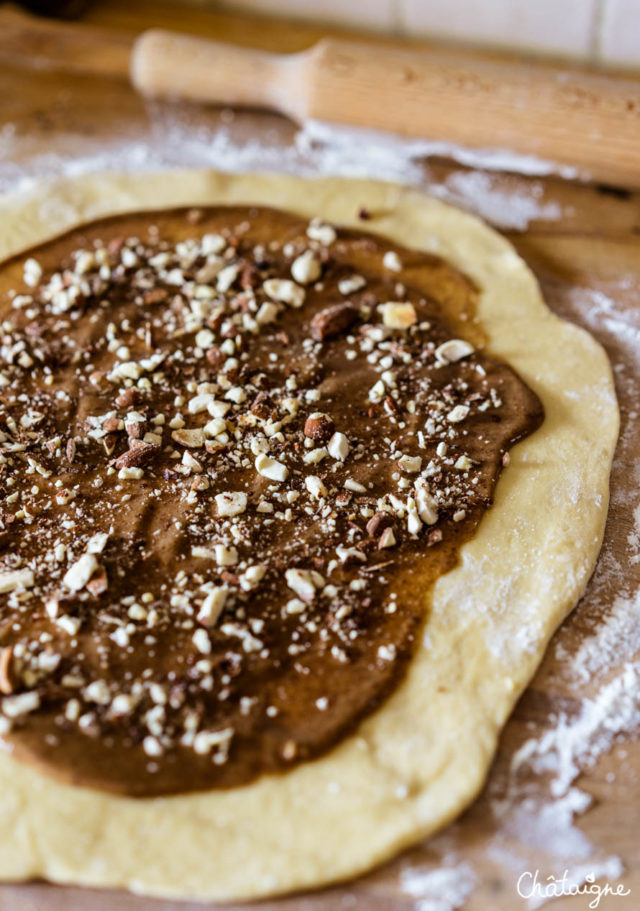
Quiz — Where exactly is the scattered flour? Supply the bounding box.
[570,594,640,682]
[430,170,564,230]
[629,502,640,560]
[297,120,581,180]
[481,665,638,908]
[400,861,476,911]
[0,109,570,231]
[493,787,595,860]
[511,665,640,799]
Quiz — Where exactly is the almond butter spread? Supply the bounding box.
[0,205,542,796]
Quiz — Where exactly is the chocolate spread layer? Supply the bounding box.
[0,205,543,796]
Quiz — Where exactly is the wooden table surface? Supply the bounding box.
[1,4,639,909]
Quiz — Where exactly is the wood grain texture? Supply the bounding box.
[0,6,132,78]
[1,3,639,908]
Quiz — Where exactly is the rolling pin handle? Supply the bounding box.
[131,29,305,117]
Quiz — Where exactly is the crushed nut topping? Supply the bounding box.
[0,205,542,795]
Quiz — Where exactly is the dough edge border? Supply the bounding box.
[0,170,619,902]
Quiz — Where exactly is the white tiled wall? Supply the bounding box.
[599,0,640,66]
[212,0,640,68]
[216,0,395,31]
[399,0,597,58]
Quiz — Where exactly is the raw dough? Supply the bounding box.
[0,171,618,901]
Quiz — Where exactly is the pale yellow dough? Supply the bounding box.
[0,171,618,901]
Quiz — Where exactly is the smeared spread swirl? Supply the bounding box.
[0,206,542,796]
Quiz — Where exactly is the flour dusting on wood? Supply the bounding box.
[0,108,570,231]
[401,861,476,911]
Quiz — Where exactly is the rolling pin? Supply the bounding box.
[130,31,640,188]
[2,7,640,188]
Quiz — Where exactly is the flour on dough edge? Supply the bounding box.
[0,171,620,901]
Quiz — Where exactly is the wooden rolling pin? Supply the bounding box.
[131,31,640,187]
[2,8,640,187]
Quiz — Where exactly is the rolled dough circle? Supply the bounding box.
[0,171,618,901]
